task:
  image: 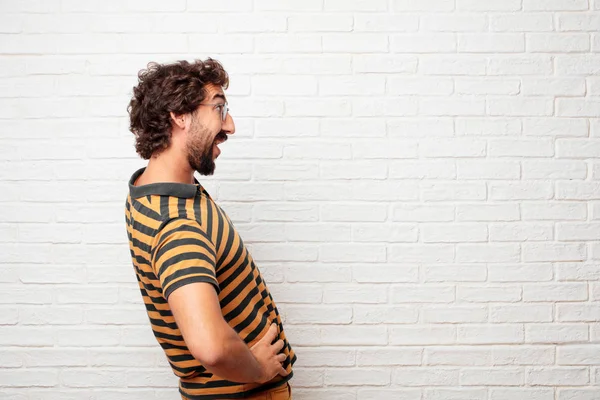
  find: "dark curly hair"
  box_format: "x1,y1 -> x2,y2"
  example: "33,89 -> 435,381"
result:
127,58 -> 229,159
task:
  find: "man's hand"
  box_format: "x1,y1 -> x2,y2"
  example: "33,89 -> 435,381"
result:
250,323 -> 289,383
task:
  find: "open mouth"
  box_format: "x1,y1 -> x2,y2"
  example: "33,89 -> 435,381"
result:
213,133 -> 227,147
213,134 -> 227,157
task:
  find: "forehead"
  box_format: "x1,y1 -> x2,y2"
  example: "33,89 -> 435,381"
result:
204,83 -> 225,100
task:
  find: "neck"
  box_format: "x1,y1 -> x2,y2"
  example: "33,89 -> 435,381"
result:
139,148 -> 195,185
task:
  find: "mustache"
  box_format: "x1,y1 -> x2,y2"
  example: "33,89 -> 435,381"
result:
214,132 -> 228,143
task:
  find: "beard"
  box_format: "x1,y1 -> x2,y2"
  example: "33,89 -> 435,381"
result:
186,119 -> 227,176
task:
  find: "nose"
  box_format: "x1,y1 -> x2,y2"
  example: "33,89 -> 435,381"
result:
222,111 -> 235,136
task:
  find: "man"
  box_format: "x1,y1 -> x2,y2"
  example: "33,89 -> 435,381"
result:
124,59 -> 295,399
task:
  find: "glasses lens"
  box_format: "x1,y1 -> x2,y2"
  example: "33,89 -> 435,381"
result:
222,104 -> 228,121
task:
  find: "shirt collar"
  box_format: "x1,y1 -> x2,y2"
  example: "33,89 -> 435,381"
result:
128,167 -> 200,199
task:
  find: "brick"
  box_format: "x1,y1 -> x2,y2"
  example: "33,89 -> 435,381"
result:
522,160 -> 587,179
392,0 -> 454,11
559,13 -> 600,31
390,325 -> 456,345
456,204 -> 520,221
254,0 -> 322,11
558,345 -> 600,365
353,55 -> 417,73
285,305 -> 352,324
423,265 -> 487,282
557,182 -> 600,200
354,305 -> 418,324
456,118 -> 522,136
285,224 -> 351,242
457,160 -> 520,179
457,244 -> 520,263
490,305 -> 553,323
357,347 -> 421,366
527,33 -> 590,52
491,389 -> 554,400
289,14 -> 353,32
393,368 -> 459,386
523,242 -> 586,262
557,262 -> 600,281
324,284 -> 388,304
320,244 -> 386,263
526,367 -> 589,386
295,348 -> 355,367
523,117 -> 588,137
490,14 -> 554,32
324,0 -> 387,11
321,326 -> 387,345
391,285 -> 455,303
455,78 -> 519,94
285,264 -> 352,283
392,34 -> 457,53
492,346 -> 555,366
421,182 -> 486,201
458,325 -> 524,344
422,14 -> 487,32
526,324 -> 589,343
422,306 -> 488,323
388,77 -> 453,95
557,304 -> 600,322
426,346 -> 491,366
522,202 -> 587,220
390,244 -> 455,263
458,285 -> 522,302
489,223 -> 553,242
488,264 -> 554,282
557,99 -> 600,117
458,34 -> 525,52
421,223 -> 488,243
488,56 -> 553,75
558,55 -> 600,75
489,182 -> 553,200
352,223 -> 419,243
325,368 -> 390,386
524,0 -> 589,11
556,139 -> 600,158
522,78 -> 586,96
488,98 -> 553,117
460,368 -> 524,386
323,34 -> 388,53
457,0 -> 521,11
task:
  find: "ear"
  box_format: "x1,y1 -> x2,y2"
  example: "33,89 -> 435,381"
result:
170,111 -> 186,130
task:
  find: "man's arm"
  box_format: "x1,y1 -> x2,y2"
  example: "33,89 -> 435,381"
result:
168,281 -> 288,383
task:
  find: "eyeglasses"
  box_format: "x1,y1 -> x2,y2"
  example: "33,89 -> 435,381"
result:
198,102 -> 229,121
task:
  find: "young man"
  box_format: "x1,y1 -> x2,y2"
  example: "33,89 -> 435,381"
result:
125,59 -> 295,400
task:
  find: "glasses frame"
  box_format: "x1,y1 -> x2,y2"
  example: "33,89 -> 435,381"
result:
198,102 -> 229,121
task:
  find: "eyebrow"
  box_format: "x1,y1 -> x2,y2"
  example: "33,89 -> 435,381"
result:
212,93 -> 227,103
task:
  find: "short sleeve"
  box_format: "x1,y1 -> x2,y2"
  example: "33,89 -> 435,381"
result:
151,218 -> 219,300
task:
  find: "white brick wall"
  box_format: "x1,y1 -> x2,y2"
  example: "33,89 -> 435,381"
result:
0,1 -> 599,399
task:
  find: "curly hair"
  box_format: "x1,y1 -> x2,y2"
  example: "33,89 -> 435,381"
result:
127,58 -> 229,159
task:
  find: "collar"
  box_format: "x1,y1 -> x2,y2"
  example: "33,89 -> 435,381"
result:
128,167 -> 200,199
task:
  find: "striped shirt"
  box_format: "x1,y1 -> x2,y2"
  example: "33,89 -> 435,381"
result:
125,167 -> 296,399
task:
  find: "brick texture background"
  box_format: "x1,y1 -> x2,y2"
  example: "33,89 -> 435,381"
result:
1,0 -> 600,399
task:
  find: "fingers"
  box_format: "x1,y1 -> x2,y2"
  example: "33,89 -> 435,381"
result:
272,339 -> 285,352
276,353 -> 286,362
279,366 -> 289,377
261,323 -> 278,343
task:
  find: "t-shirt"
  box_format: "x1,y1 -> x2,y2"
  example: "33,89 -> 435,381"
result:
124,167 -> 296,399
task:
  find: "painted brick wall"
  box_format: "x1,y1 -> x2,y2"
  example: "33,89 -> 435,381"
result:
1,0 -> 600,399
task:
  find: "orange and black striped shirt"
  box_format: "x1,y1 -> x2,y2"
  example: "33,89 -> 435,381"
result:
125,167 -> 296,399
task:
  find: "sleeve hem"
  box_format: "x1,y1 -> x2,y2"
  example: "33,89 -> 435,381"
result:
164,275 -> 220,301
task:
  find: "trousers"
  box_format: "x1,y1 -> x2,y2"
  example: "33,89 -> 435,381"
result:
182,383 -> 292,400
243,382 -> 292,400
